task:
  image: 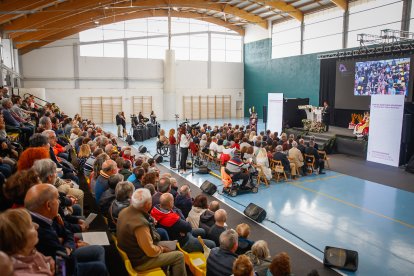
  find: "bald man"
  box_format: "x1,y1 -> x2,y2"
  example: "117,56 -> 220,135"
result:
207,209 -> 228,247
151,193 -> 215,253
95,159 -> 118,203
25,184 -> 107,275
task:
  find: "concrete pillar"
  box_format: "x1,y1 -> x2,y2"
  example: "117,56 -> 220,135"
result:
163,49 -> 176,120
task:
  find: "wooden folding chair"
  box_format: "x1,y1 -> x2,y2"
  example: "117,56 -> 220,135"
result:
318,150 -> 330,170
256,164 -> 269,186
270,159 -> 288,182
304,154 -> 316,174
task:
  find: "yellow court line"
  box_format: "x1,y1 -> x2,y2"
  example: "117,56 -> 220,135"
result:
288,181 -> 414,229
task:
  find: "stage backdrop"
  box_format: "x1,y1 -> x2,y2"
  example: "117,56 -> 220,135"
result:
367,95 -> 405,167
268,93 -> 283,135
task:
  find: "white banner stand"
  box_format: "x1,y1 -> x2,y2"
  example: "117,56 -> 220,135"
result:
367,95 -> 405,167
267,93 -> 284,135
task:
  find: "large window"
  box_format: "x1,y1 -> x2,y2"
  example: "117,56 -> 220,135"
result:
79,17 -> 242,62
348,0 -> 403,48
303,8 -> 343,54
272,20 -> 301,59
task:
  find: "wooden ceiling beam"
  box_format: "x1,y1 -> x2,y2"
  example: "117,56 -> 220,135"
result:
107,0 -> 267,28
329,0 -> 348,10
262,1 -> 303,21
0,0 -> 58,25
4,0 -> 129,37
18,9 -> 245,53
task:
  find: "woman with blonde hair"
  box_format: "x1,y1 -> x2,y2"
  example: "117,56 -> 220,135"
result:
248,131 -> 256,142
78,144 -> 91,172
0,208 -> 54,276
169,128 -> 177,169
245,240 -> 272,276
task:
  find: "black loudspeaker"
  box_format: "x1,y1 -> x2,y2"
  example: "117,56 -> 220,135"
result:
153,154 -> 163,163
402,114 -> 412,144
125,135 -> 134,145
323,246 -> 358,272
200,180 -> 217,195
243,203 -> 266,222
138,145 -> 147,153
263,105 -> 268,123
133,129 -> 144,142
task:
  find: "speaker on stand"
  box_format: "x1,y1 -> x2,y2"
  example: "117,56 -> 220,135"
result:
263,105 -> 268,132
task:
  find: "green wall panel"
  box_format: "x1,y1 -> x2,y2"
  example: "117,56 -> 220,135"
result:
244,38 -> 321,118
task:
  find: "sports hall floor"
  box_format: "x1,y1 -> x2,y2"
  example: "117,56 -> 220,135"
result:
103,119 -> 414,276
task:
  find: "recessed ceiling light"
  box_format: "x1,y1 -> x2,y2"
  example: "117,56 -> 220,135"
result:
94,21 -> 100,25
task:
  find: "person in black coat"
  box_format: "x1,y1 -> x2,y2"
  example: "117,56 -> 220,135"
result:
174,185 -> 193,218
305,141 -> 325,174
206,229 -> 238,276
273,145 -> 290,172
322,101 -> 330,131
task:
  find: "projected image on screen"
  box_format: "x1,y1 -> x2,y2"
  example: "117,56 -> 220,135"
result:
354,58 -> 410,96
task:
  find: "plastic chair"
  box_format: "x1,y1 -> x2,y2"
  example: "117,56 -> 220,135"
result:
176,242 -> 206,275
270,159 -> 288,182
112,235 -> 165,276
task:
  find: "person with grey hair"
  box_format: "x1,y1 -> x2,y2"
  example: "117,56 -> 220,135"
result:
151,176 -> 171,207
99,174 -> 124,215
288,140 -> 304,176
32,159 -> 57,184
108,181 -> 135,232
207,229 -> 238,276
39,116 -> 52,131
117,189 -> 186,275
245,240 -> 272,276
95,159 -> 117,203
1,98 -> 34,146
298,138 -> 306,154
305,140 -> 325,174
174,184 -> 193,218
25,184 -> 108,275
42,129 -> 79,184
273,145 -> 297,179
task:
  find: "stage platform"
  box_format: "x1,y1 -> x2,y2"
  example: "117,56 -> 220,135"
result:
286,126 -> 367,158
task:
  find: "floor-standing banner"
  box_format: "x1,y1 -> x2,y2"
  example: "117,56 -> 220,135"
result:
268,93 -> 284,135
367,94 -> 405,167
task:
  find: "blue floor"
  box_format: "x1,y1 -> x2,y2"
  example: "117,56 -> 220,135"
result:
103,120 -> 414,276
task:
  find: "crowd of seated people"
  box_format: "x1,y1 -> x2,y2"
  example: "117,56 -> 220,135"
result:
159,123 -> 326,181
0,87 -> 322,275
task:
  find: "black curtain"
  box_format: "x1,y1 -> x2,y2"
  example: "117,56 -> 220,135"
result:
319,59 -> 337,125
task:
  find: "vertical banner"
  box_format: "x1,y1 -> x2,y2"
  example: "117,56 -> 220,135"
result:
367,95 -> 405,167
267,93 -> 284,135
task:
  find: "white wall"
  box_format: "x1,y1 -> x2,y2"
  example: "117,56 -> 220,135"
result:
244,24 -> 271,44
20,35 -> 244,120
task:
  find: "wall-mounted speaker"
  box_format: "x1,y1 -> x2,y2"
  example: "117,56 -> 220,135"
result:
263,105 -> 268,123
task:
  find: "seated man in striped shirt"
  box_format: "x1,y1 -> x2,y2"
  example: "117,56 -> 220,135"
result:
225,149 -> 251,189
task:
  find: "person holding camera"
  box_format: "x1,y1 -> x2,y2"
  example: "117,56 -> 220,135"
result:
179,125 -> 191,173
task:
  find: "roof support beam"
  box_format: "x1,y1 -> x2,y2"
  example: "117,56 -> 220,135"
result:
263,1 -> 303,21
0,0 -> 58,25
330,0 -> 348,10
18,9 -> 245,53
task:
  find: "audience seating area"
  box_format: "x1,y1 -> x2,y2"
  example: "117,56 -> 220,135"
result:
0,89 -> 327,276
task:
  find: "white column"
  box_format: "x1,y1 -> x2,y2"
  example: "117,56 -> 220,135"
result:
163,49 -> 176,120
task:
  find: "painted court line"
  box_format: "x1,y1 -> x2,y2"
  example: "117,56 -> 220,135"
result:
287,181 -> 414,229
